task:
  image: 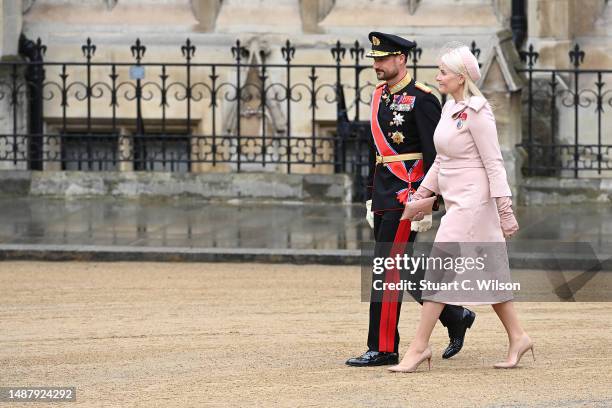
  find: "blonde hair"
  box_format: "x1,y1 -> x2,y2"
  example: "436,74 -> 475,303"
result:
438,42 -> 483,101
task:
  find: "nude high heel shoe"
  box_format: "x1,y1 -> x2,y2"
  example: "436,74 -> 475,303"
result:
494,335 -> 535,369
388,347 -> 432,373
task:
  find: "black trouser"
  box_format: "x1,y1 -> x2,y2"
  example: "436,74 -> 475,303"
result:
367,210 -> 466,353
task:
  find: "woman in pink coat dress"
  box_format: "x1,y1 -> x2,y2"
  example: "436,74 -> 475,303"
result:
388,43 -> 533,372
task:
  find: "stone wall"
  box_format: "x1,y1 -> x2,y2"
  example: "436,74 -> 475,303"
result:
521,177 -> 612,205
0,170 -> 353,203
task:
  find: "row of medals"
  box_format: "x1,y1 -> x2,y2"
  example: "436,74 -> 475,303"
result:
381,86 -> 408,145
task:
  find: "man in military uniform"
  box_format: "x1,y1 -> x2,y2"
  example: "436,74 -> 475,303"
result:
346,32 -> 476,367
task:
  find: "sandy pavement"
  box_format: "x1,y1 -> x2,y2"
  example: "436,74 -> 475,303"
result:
1,261 -> 611,407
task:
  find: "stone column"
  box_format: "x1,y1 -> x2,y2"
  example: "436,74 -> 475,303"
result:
479,30 -> 525,201
191,0 -> 222,32
43,125 -> 61,171
0,0 -> 26,170
1,0 -> 23,58
594,1 -> 612,36
118,127 -> 133,172
527,0 -> 575,67
215,0 -> 303,33
0,66 -> 28,171
300,0 -> 334,33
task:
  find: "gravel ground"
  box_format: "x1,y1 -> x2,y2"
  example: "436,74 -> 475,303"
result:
1,261 -> 611,407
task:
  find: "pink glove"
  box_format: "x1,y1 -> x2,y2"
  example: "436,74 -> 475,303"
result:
496,196 -> 519,238
401,186 -> 434,221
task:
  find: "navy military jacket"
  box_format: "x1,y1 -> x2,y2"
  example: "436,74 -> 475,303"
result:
368,73 -> 441,212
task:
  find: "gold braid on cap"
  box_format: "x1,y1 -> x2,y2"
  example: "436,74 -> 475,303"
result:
366,50 -> 403,58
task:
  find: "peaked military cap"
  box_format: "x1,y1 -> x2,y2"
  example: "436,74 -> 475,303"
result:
366,32 -> 416,58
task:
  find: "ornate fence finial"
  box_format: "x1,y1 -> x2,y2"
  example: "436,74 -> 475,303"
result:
81,38 -> 96,60
519,44 -> 539,68
408,42 -> 422,65
181,38 -> 196,62
569,43 -> 585,69
470,41 -> 481,61
330,40 -> 346,64
349,40 -> 364,63
281,39 -> 296,63
34,37 -> 47,59
231,39 -> 248,63
130,38 -> 146,63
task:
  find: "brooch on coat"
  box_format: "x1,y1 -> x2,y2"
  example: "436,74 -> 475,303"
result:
456,111 -> 468,129
391,112 -> 405,126
390,93 -> 416,111
390,131 -> 405,144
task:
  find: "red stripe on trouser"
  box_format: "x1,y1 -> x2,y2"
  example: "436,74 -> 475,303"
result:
378,219 -> 411,352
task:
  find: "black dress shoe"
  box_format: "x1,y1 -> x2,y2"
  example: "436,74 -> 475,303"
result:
442,308 -> 476,359
346,350 -> 399,367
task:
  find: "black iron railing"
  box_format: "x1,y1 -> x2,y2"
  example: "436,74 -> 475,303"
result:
518,44 -> 612,177
3,36 -> 611,198
1,36 -> 484,200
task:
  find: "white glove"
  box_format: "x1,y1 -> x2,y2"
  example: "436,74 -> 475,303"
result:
410,213 -> 433,232
366,199 -> 374,229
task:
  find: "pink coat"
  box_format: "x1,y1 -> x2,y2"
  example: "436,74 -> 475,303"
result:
421,96 -> 512,242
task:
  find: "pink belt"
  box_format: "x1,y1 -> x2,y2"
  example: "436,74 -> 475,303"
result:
439,160 -> 484,169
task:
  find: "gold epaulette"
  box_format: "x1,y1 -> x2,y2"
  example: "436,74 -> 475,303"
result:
375,81 -> 387,89
415,81 -> 432,93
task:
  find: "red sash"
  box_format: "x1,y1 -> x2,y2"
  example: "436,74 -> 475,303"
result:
371,85 -> 425,204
